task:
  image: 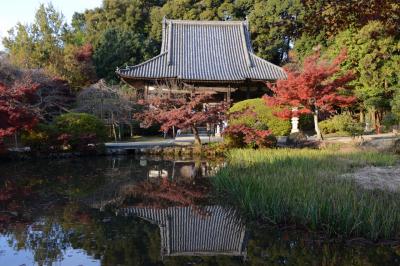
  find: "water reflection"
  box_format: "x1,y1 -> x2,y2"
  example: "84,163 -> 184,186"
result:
0,156 -> 399,265
119,206 -> 247,259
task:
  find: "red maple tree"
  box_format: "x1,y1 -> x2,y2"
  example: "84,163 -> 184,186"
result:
0,81 -> 39,144
264,51 -> 356,139
137,93 -> 228,146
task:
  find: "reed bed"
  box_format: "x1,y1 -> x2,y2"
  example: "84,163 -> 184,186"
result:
213,148 -> 400,240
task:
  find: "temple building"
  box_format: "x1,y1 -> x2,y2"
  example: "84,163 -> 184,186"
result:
116,18 -> 286,102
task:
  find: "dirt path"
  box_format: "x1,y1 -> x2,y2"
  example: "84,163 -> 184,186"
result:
344,166 -> 400,192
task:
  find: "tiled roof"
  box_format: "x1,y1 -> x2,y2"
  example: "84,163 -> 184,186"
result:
119,205 -> 247,257
117,19 -> 286,82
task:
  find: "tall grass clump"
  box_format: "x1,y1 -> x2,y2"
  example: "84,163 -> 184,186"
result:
213,148 -> 400,240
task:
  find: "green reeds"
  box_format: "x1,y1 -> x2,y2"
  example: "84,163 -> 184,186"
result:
213,148 -> 400,240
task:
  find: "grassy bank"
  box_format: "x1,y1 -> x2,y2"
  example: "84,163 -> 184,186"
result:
213,148 -> 400,240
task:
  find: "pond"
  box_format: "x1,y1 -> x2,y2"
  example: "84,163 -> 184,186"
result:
0,155 -> 399,266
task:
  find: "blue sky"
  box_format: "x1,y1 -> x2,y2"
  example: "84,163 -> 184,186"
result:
0,0 -> 102,51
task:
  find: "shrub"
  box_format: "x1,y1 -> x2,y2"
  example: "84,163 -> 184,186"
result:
345,122 -> 365,138
286,132 -> 308,146
21,123 -> 58,153
382,113 -> 399,132
229,99 -> 291,136
54,113 -> 107,142
319,113 -> 363,136
393,139 -> 400,154
223,124 -> 277,149
23,113 -> 107,153
299,114 -> 314,132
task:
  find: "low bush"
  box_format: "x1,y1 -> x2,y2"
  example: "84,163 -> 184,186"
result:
54,113 -> 107,141
223,124 -> 277,149
393,139 -> 400,154
286,132 -> 308,146
213,148 -> 400,240
23,113 -> 107,153
382,113 -> 399,132
319,113 -> 363,136
229,99 -> 291,136
299,114 -> 314,132
21,124 -> 57,153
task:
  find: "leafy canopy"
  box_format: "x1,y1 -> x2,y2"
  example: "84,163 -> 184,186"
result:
265,51 -> 356,118
136,92 -> 228,145
0,81 -> 40,139
229,98 -> 291,136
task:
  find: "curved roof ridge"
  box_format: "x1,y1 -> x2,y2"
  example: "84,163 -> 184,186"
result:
165,18 -> 246,26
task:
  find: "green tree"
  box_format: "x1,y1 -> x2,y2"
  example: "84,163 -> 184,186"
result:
248,0 -> 304,64
63,44 -> 97,89
93,29 -> 147,81
3,3 -> 96,89
326,21 -> 400,130
74,0 -> 162,80
3,4 -> 67,75
149,0 -> 304,66
2,23 -> 37,68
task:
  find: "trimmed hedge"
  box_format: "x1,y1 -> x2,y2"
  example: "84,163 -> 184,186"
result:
319,113 -> 364,136
54,112 -> 107,141
23,113 -> 107,153
229,98 -> 291,136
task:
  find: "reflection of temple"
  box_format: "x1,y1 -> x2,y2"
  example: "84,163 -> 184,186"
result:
145,159 -> 222,180
118,206 -> 247,258
82,157 -> 222,210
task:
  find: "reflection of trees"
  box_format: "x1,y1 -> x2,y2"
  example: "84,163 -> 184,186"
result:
0,179 -> 36,232
1,156 -> 399,266
121,176 -> 210,211
61,203 -> 162,266
245,227 -> 400,266
24,220 -> 70,266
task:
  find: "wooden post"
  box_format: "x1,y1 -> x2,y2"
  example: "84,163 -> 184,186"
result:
227,87 -> 231,103
144,84 -> 149,101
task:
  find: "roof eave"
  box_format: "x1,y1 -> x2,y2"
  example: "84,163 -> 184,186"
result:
117,73 -> 281,84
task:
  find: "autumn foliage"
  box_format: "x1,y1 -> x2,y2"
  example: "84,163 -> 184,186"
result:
136,93 -> 229,145
303,0 -> 400,37
125,177 -> 209,208
223,124 -> 276,148
0,81 -> 39,142
264,51 -> 356,139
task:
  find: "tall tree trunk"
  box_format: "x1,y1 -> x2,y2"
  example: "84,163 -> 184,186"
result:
129,124 -> 133,138
14,132 -> 18,149
374,110 -> 381,134
360,110 -> 364,123
112,123 -> 117,142
313,111 -> 323,140
191,126 -> 202,146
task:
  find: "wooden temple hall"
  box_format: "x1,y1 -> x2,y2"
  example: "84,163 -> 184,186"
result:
116,18 -> 286,102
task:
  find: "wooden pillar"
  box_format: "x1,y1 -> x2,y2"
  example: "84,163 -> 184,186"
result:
144,84 -> 149,101
227,87 -> 231,103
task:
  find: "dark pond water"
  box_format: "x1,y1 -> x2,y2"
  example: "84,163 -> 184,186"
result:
0,155 -> 399,266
